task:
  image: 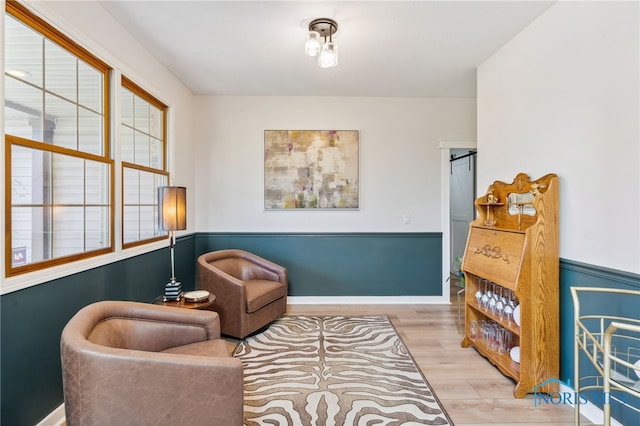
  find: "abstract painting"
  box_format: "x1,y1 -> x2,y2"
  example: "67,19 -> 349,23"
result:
264,130 -> 359,209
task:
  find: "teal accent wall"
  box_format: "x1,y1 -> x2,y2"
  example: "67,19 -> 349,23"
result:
195,233 -> 443,296
0,235 -> 196,426
559,259 -> 640,425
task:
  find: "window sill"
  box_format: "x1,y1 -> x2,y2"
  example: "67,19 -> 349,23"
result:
1,239 -> 173,295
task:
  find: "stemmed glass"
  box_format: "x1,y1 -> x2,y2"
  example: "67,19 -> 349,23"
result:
503,289 -> 515,322
495,286 -> 505,319
474,278 -> 483,306
488,283 -> 497,313
480,280 -> 490,310
500,288 -> 509,310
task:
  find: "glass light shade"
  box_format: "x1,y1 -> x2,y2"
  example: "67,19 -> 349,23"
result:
158,186 -> 186,231
318,41 -> 338,68
305,31 -> 321,57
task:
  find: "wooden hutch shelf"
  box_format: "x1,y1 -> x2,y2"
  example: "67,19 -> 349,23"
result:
461,172 -> 559,398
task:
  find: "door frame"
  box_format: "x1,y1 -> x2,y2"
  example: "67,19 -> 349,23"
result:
439,139 -> 477,300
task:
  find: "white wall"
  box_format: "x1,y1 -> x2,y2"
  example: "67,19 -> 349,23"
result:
478,1 -> 639,273
193,96 -> 476,232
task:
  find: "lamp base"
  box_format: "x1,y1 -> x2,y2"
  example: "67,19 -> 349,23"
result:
163,281 -> 182,301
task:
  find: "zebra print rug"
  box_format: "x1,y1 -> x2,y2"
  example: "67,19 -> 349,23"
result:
233,315 -> 453,426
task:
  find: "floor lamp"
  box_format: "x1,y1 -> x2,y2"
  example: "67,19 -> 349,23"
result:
158,186 -> 187,301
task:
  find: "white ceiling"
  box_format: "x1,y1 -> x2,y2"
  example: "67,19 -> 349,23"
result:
98,1 -> 555,97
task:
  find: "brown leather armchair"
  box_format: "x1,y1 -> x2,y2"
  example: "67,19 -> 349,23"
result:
197,249 -> 287,339
60,300 -> 243,426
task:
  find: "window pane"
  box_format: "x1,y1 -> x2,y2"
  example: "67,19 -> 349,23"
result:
150,137 -> 163,169
5,76 -> 43,140
85,206 -> 109,250
11,145 -> 50,204
156,174 -> 168,194
121,80 -> 165,174
52,206 -> 84,257
78,107 -> 102,155
121,86 -> 134,127
85,161 -> 109,205
11,145 -> 38,204
45,92 -> 77,149
52,154 -> 83,204
122,167 -> 167,246
123,167 -> 139,205
10,144 -> 111,268
134,94 -> 149,132
149,104 -> 162,138
139,206 -> 156,240
5,15 -> 43,88
45,40 -> 77,102
11,206 -> 50,265
154,174 -> 168,236
134,130 -> 150,167
139,171 -> 156,204
123,205 -> 139,244
78,60 -> 102,113
121,125 -> 134,163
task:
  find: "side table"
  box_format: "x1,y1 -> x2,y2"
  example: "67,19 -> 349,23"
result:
152,294 -> 215,310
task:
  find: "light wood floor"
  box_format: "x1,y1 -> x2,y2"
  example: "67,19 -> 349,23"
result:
59,280 -> 591,426
270,280 -> 587,426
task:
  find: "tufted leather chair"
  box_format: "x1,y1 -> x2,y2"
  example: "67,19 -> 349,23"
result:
60,300 -> 243,426
197,249 -> 287,339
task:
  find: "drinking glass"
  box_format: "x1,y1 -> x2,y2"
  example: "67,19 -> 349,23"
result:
481,320 -> 491,344
505,330 -> 514,351
496,327 -> 509,353
469,320 -> 479,339
489,322 -> 499,350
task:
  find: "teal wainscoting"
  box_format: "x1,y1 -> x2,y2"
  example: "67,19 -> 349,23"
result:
4,236 -> 638,426
0,235 -> 196,426
559,259 -> 640,425
195,233 -> 443,296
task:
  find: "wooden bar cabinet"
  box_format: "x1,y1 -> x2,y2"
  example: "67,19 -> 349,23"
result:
461,172 -> 559,398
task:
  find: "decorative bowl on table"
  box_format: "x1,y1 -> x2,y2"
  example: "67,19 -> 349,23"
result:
183,290 -> 210,303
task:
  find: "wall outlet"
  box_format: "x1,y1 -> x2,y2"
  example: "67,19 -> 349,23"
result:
403,213 -> 411,224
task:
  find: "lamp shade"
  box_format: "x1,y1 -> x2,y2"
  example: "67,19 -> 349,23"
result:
158,186 -> 187,231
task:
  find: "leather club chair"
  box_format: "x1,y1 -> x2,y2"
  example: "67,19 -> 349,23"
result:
197,249 -> 287,339
60,300 -> 243,426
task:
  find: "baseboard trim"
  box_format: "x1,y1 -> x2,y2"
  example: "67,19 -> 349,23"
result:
558,383 -> 623,426
288,295 -> 450,304
37,403 -> 65,426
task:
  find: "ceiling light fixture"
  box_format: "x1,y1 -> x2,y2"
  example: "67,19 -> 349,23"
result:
305,18 -> 338,68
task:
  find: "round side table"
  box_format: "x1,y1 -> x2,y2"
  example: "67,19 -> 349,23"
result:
152,294 -> 215,310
